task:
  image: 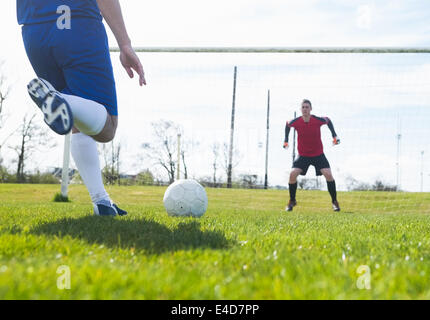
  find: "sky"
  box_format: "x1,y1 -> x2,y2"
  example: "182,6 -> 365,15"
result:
0,0 -> 429,192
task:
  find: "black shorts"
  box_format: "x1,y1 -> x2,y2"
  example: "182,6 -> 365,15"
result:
293,153 -> 330,176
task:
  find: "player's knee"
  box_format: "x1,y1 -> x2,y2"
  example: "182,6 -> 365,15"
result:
321,170 -> 333,181
91,115 -> 117,143
289,170 -> 300,181
326,175 -> 334,181
93,128 -> 116,143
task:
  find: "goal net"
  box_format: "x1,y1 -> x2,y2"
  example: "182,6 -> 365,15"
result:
63,47 -> 430,214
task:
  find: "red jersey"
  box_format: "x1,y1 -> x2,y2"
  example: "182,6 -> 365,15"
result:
287,115 -> 330,157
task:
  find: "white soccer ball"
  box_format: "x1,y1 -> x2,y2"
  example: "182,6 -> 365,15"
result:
163,179 -> 208,217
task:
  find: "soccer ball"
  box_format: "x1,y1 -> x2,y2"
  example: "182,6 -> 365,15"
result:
163,179 -> 208,217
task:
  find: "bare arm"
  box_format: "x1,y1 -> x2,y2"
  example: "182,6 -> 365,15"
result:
96,0 -> 146,86
96,0 -> 130,47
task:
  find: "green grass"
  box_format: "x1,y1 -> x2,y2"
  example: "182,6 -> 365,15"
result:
53,192 -> 70,203
0,184 -> 429,299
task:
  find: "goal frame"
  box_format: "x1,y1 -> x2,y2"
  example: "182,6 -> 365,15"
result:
59,46 -> 430,196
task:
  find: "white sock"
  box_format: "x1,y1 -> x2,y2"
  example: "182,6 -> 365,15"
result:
62,94 -> 107,136
71,132 -> 110,204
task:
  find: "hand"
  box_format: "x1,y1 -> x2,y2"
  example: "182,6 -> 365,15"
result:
283,142 -> 289,149
333,137 -> 340,145
120,44 -> 146,86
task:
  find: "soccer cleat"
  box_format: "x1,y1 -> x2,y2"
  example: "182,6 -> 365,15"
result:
112,203 -> 128,216
27,78 -> 73,135
332,200 -> 341,212
93,200 -> 117,216
285,199 -> 297,211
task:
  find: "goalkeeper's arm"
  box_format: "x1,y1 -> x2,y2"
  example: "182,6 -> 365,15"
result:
325,117 -> 340,145
283,123 -> 290,148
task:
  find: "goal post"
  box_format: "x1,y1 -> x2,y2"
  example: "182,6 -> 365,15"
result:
60,132 -> 71,198
110,47 -> 430,54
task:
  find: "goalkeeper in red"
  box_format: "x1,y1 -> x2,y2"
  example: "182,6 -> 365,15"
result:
283,99 -> 341,212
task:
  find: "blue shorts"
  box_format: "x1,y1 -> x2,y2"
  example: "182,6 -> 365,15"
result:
22,18 -> 118,116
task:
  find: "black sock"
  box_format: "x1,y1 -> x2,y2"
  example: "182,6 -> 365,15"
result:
289,182 -> 297,201
327,180 -> 337,202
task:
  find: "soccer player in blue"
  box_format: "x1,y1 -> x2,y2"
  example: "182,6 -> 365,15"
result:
17,0 -> 146,216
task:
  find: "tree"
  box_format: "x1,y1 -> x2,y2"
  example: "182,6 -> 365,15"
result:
181,150 -> 188,179
10,112 -> 55,182
222,142 -> 241,183
372,180 -> 398,192
345,175 -> 371,191
239,174 -> 259,189
0,62 -> 12,165
0,164 -> 11,183
142,120 -> 182,183
211,142 -> 220,186
298,178 -> 321,190
0,62 -> 11,131
180,138 -> 199,180
101,140 -> 121,185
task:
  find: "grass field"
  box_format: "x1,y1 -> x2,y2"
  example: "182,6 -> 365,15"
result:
0,183 -> 429,299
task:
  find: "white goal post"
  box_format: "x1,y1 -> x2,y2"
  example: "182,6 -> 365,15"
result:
60,132 -> 71,198
110,47 -> 430,53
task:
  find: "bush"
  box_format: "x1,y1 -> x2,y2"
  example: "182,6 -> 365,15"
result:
372,180 -> 398,192
135,170 -> 155,185
0,166 -> 17,183
28,171 -> 60,184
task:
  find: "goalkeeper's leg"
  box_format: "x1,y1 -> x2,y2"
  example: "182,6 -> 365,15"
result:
320,168 -> 340,212
286,168 -> 302,211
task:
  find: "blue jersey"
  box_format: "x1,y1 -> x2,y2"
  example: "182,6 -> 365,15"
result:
17,0 -> 102,25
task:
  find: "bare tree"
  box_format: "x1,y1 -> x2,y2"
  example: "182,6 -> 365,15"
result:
142,120 -> 181,183
0,62 -> 12,161
239,174 -> 259,189
345,175 -> 372,191
211,142 -> 220,185
141,120 -> 197,183
101,140 -> 121,185
10,112 -> 55,182
115,143 -> 121,185
179,138 -> 199,180
222,142 -> 241,183
181,150 -> 188,179
297,178 -> 322,190
0,62 -> 11,130
372,180 -> 398,192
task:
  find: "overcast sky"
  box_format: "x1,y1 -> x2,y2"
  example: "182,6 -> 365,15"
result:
0,0 -> 429,192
